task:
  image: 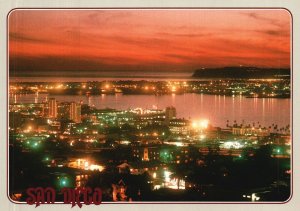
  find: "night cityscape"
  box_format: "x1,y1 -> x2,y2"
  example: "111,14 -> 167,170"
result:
8,9 -> 291,202
8,78 -> 291,202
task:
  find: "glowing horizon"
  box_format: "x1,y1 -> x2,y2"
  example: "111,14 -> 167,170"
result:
9,9 -> 291,75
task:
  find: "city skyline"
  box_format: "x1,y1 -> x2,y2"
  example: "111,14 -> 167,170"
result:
9,9 -> 290,76
8,9 -> 291,202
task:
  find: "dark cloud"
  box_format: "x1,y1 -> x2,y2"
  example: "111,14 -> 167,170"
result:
9,55 -> 187,76
157,32 -> 211,38
164,53 -> 196,61
9,32 -> 53,44
242,12 -> 289,28
9,55 -> 105,75
259,29 -> 289,37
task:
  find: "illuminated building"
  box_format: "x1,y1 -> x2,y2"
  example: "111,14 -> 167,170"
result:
133,145 -> 199,164
232,126 -> 270,136
112,180 -> 128,201
9,103 -> 45,116
68,158 -> 104,171
58,102 -> 81,123
116,112 -> 137,127
169,118 -> 190,135
133,146 -> 160,162
48,120 -> 61,133
70,102 -> 81,123
143,148 -> 149,161
58,102 -> 71,120
48,98 -> 57,118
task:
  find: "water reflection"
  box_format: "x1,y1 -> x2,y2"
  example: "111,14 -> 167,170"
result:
10,93 -> 290,128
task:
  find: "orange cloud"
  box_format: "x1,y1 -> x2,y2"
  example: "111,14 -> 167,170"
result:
9,9 -> 291,75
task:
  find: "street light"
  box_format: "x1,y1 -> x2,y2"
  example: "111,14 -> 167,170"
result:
58,177 -> 69,188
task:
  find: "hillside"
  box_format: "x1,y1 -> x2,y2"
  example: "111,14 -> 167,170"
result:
192,67 -> 290,79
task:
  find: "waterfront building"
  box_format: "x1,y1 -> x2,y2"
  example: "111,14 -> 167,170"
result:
169,118 -> 190,135
232,126 -> 270,137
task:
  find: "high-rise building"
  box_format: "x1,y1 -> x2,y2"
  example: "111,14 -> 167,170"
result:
58,102 -> 71,120
58,102 -> 81,123
48,98 -> 57,118
70,102 -> 81,123
165,106 -> 176,125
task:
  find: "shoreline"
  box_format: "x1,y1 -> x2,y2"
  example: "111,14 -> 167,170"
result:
9,92 -> 291,99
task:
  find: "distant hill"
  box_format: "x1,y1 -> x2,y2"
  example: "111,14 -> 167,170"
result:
192,66 -> 290,79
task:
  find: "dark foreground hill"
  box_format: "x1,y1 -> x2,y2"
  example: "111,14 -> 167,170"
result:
192,67 -> 290,79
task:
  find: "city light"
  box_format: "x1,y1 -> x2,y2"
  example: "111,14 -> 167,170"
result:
222,141 -> 244,149
163,170 -> 185,189
251,193 -> 260,202
171,86 -> 177,92
192,121 -> 197,128
56,84 -> 63,89
58,177 -> 69,188
90,164 -> 104,171
72,159 -> 104,172
175,142 -> 184,147
153,172 -> 157,179
192,119 -> 209,129
84,161 -> 89,169
200,120 -> 209,129
164,170 -> 171,182
199,134 -> 206,140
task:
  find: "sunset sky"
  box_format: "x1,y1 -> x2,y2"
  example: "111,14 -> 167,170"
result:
9,9 -> 291,76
